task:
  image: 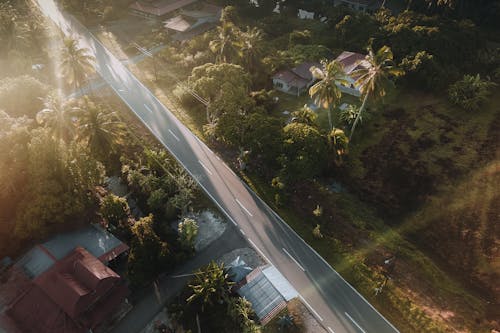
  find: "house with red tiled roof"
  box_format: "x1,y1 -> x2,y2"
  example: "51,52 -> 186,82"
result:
2,247 -> 128,333
272,61 -> 321,96
129,0 -> 198,18
334,51 -> 369,97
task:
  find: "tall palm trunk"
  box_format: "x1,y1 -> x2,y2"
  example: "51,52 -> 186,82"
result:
327,106 -> 333,130
349,93 -> 369,140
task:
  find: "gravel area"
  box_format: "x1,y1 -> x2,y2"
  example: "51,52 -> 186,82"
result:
192,210 -> 226,251
287,298 -> 328,333
217,247 -> 265,270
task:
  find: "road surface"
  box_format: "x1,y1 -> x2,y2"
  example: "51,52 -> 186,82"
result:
35,1 -> 399,332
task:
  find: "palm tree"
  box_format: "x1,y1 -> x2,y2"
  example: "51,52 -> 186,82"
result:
350,45 -> 403,140
209,22 -> 241,63
309,60 -> 348,130
60,37 -> 95,93
339,104 -> 363,127
240,26 -> 264,71
36,93 -> 78,142
328,128 -> 349,166
291,105 -> 317,126
75,100 -> 125,160
187,261 -> 234,312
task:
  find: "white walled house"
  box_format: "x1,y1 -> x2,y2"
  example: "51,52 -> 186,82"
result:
272,62 -> 321,96
335,51 -> 369,97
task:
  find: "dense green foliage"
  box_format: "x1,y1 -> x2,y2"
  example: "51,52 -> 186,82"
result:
127,214 -> 171,286
172,261 -> 261,332
448,74 -> 496,111
178,217 -> 198,251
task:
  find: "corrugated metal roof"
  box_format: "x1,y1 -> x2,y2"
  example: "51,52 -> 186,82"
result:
262,265 -> 298,301
42,224 -> 124,262
238,273 -> 285,320
15,224 -> 127,278
15,246 -> 55,278
129,0 -> 197,17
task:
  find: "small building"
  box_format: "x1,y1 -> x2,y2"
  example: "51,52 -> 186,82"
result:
335,51 -> 369,97
129,0 -> 198,18
272,61 -> 321,96
164,3 -> 222,41
333,0 -> 381,13
229,261 -> 298,325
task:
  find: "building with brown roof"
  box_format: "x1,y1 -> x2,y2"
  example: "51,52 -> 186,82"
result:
334,51 -> 369,96
129,0 -> 198,18
272,61 -> 321,96
3,247 -> 128,333
0,225 -> 129,333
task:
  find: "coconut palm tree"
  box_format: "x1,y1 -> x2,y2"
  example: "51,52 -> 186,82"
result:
36,93 -> 78,142
187,261 -> 234,312
350,45 -> 403,140
328,128 -> 349,165
60,37 -> 95,93
291,105 -> 317,126
309,60 -> 349,130
75,100 -> 125,160
209,22 -> 241,63
240,26 -> 264,71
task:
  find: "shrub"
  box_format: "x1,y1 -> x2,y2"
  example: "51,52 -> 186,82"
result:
448,74 -> 496,111
100,194 -> 129,227
178,217 -> 198,250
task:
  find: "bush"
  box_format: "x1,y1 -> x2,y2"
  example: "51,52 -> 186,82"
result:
448,74 -> 496,111
0,75 -> 48,118
100,194 -> 129,226
178,217 -> 198,250
173,84 -> 199,108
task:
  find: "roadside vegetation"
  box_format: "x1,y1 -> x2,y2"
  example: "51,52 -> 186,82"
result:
1,0 -> 499,332
0,0 -> 211,292
90,0 -> 500,331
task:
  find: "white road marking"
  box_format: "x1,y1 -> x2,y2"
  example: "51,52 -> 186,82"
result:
198,160 -> 213,175
345,312 -> 366,333
216,156 -> 221,160
223,163 -> 235,175
282,248 -> 305,272
144,104 -> 153,113
231,219 -> 237,226
235,198 -> 253,217
299,295 -> 323,322
168,129 -> 180,141
240,229 -> 246,235
247,238 -> 272,264
327,327 -> 335,333
118,88 -> 126,92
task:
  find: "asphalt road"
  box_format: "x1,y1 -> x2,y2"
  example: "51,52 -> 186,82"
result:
36,1 -> 399,332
